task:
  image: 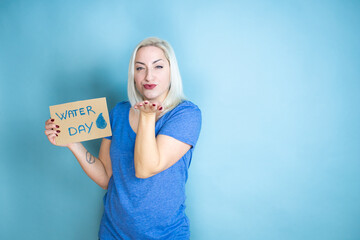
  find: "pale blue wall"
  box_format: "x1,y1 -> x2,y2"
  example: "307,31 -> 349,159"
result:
1,0 -> 359,239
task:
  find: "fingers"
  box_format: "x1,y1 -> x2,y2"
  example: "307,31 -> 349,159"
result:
44,128 -> 61,137
44,127 -> 58,146
45,118 -> 61,141
45,118 -> 69,146
134,100 -> 164,113
45,123 -> 60,131
45,118 -> 59,129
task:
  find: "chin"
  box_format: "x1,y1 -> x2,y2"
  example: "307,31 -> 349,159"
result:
141,89 -> 168,102
143,94 -> 159,101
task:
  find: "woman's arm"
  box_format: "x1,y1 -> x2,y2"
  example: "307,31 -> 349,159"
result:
134,102 -> 191,179
45,118 -> 112,189
68,139 -> 112,189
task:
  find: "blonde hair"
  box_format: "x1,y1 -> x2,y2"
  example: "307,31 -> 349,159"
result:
127,37 -> 185,115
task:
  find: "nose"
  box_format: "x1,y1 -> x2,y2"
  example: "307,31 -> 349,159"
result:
145,69 -> 154,82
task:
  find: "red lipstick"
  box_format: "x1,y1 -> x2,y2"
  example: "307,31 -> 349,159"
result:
144,84 -> 157,89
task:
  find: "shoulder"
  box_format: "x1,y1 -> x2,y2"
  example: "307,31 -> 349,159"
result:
178,100 -> 201,110
163,100 -> 202,124
158,100 -> 202,147
169,100 -> 201,116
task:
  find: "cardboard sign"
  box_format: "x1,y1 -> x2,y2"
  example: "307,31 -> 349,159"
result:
49,97 -> 112,145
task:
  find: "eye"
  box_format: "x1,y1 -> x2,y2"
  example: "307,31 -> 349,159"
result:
136,67 -> 144,71
155,65 -> 163,69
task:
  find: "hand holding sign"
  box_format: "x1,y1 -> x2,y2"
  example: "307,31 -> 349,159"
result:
45,118 -> 66,146
47,97 -> 112,146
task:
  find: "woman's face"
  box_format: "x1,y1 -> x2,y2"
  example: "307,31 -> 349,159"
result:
134,46 -> 171,103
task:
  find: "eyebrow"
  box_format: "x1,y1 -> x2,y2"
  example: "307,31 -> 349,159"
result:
135,59 -> 164,65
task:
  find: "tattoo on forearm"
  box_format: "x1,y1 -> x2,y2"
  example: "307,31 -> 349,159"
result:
86,151 -> 95,164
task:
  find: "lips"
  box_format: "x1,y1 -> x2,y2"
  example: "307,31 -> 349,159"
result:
144,84 -> 157,89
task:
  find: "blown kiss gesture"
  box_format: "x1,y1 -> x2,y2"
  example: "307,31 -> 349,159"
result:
134,100 -> 164,117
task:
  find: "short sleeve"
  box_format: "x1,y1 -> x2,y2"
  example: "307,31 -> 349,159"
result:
158,104 -> 202,148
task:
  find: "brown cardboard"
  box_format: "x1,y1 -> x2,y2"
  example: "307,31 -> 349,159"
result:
49,97 -> 112,145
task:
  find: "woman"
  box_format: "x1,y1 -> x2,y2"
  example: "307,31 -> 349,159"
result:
44,37 -> 202,239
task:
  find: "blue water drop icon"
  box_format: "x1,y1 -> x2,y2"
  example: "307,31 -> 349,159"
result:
96,113 -> 107,129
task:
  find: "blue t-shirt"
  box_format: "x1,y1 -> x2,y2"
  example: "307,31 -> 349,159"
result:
99,100 -> 202,240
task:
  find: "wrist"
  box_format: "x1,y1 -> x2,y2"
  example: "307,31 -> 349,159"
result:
139,111 -> 156,120
67,142 -> 81,151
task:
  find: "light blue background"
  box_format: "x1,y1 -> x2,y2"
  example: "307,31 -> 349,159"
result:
1,0 -> 359,239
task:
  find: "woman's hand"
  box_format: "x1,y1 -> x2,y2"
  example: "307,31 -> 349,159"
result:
133,100 -> 164,116
44,118 -> 72,147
